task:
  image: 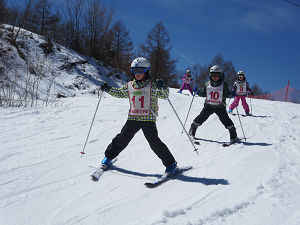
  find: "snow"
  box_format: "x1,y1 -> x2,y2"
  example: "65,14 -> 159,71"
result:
1,89 -> 300,225
0,24 -> 127,106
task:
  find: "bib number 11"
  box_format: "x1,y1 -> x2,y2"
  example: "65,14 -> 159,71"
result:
132,96 -> 144,108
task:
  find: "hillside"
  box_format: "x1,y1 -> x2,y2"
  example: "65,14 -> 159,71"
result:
0,24 -> 127,106
1,88 -> 300,225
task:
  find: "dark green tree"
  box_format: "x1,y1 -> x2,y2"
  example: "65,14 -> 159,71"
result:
109,20 -> 135,74
140,21 -> 177,84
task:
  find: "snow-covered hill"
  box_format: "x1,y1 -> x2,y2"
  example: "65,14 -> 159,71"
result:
0,24 -> 128,104
1,89 -> 300,225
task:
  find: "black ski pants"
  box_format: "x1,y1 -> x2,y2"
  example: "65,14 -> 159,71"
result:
193,105 -> 234,129
105,120 -> 176,167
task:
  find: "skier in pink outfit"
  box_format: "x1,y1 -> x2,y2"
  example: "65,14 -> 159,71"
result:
229,71 -> 252,116
178,70 -> 193,95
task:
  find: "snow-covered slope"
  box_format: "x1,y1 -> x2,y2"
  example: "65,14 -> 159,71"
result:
1,89 -> 300,225
0,24 -> 127,103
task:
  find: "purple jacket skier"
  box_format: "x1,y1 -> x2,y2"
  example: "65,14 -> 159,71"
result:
178,70 -> 193,95
229,71 -> 252,116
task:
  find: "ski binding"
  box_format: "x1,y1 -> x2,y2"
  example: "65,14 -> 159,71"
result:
144,166 -> 192,188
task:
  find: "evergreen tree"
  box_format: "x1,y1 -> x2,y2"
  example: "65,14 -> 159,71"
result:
140,21 -> 177,84
109,20 -> 134,75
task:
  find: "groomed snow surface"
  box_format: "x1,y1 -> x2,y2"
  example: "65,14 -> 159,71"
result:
1,89 -> 300,225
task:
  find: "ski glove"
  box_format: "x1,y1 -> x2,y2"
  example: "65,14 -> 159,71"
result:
232,90 -> 236,97
155,79 -> 167,89
100,82 -> 111,92
193,87 -> 200,95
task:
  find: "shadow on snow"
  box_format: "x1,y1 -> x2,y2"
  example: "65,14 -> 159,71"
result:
109,166 -> 229,186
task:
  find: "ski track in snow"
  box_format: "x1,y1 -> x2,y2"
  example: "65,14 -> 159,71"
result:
148,99 -> 300,225
1,91 -> 300,225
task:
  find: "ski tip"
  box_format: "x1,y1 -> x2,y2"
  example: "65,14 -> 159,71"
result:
144,182 -> 160,188
91,176 -> 99,181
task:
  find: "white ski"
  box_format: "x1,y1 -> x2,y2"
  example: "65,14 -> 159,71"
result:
91,158 -> 117,181
144,166 -> 192,188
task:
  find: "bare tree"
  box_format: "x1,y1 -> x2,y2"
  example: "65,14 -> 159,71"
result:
191,63 -> 210,88
140,21 -> 177,83
251,84 -> 268,96
64,0 -> 84,51
0,0 -> 7,23
31,0 -> 60,38
211,54 -> 236,89
83,0 -> 114,59
21,0 -> 34,31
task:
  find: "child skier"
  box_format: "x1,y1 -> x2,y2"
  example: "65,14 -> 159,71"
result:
189,65 -> 238,143
178,70 -> 193,95
228,71 -> 252,116
99,57 -> 179,175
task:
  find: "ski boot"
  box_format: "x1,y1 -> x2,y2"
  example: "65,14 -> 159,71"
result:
101,156 -> 112,169
245,111 -> 251,116
165,162 -> 179,175
189,121 -> 198,138
228,108 -> 233,114
177,90 -> 182,93
227,125 -> 238,143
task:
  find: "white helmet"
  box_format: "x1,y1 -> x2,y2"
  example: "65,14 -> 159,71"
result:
131,57 -> 150,69
210,65 -> 222,73
209,65 -> 224,86
237,71 -> 245,76
186,69 -> 191,74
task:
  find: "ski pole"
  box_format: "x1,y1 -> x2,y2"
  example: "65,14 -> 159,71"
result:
154,78 -> 198,154
249,95 -> 253,115
81,90 -> 104,156
181,93 -> 196,134
166,96 -> 199,154
235,107 -> 246,141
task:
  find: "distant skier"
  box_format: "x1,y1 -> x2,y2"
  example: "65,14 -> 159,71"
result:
99,57 -> 179,175
178,69 -> 193,95
189,65 -> 238,143
228,71 -> 253,116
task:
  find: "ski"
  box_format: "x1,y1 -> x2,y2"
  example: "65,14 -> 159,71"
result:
188,137 -> 200,145
230,113 -> 251,117
222,138 -> 241,147
177,92 -> 190,96
144,166 -> 192,188
91,158 -> 117,181
193,140 -> 200,145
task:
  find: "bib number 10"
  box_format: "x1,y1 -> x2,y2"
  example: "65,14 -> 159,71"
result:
131,96 -> 144,108
209,91 -> 219,100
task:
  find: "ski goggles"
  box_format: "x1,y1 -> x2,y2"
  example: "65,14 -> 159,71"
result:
211,73 -> 221,77
131,67 -> 150,74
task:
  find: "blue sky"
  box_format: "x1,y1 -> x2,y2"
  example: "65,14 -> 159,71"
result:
109,0 -> 300,92
9,0 -> 300,92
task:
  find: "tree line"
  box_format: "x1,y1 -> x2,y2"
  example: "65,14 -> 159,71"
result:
0,0 -> 266,95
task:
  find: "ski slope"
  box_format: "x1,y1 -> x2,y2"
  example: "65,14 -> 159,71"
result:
1,89 -> 300,225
